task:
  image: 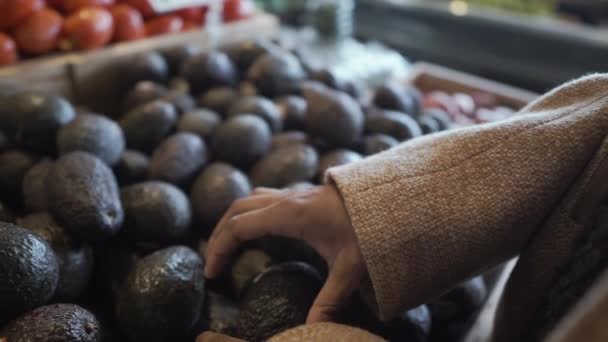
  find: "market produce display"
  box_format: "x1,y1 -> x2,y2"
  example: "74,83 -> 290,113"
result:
0,0 -> 254,67
0,38 -> 517,341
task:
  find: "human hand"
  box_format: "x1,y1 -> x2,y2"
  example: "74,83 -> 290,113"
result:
196,331 -> 245,342
204,185 -> 367,323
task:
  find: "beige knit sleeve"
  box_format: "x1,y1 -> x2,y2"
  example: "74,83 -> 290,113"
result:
326,74 -> 608,321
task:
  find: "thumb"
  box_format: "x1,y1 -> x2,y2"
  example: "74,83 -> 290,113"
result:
306,249 -> 365,323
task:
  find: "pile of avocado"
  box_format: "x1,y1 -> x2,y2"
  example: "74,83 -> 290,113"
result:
0,39 -> 484,342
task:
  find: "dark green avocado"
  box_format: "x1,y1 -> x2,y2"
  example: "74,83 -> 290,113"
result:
57,113 -> 125,166
360,134 -> 399,156
275,95 -> 307,131
197,87 -> 238,117
317,149 -> 362,182
0,149 -> 35,201
428,276 -> 487,323
271,131 -> 309,151
177,109 -> 221,141
424,109 -> 452,131
249,144 -> 319,188
0,223 -> 59,324
22,160 -> 52,213
162,44 -> 201,75
304,85 -> 364,148
120,100 -> 178,153
211,115 -> 272,169
234,262 -> 322,342
47,152 -> 124,242
246,51 -> 306,98
418,115 -> 441,135
148,132 -> 208,187
121,181 -> 192,247
0,304 -> 100,342
124,52 -> 169,87
180,51 -> 238,95
115,246 -> 205,342
123,81 -> 168,112
365,110 -> 423,141
373,82 -> 422,118
227,96 -> 282,133
226,38 -> 279,73
113,150 -> 150,186
18,212 -> 94,302
161,89 -> 196,115
190,162 -> 251,227
380,304 -> 432,342
0,92 -> 75,153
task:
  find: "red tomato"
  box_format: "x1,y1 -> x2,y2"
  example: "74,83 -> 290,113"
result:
145,15 -> 183,36
13,8 -> 63,55
0,33 -> 18,66
223,0 -> 254,22
46,0 -> 65,11
62,7 -> 114,50
110,4 -> 145,42
182,19 -> 200,31
63,0 -> 115,13
175,7 -> 204,23
123,0 -> 155,18
0,0 -> 45,30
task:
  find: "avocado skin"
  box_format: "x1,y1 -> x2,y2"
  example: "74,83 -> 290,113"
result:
211,115 -> 272,169
120,100 -> 178,153
227,39 -> 278,73
381,305 -> 432,342
361,134 -> 399,156
47,152 -> 124,242
365,110 -> 423,141
18,213 -> 94,302
181,51 -> 238,95
271,131 -> 309,151
125,52 -> 169,87
22,160 -> 52,213
247,51 -> 306,98
121,181 -> 191,246
275,95 -> 307,131
227,96 -> 283,133
197,87 -> 238,117
424,109 -> 452,131
373,83 -> 422,118
57,114 -> 125,167
161,90 -> 196,115
418,114 -> 440,135
123,81 -> 168,112
250,144 -> 319,188
113,150 -> 149,186
162,44 -> 201,75
0,223 -> 59,324
317,149 -> 362,181
177,109 -> 221,140
190,163 -> 251,227
235,262 -> 322,342
115,246 -> 205,342
149,133 -> 207,187
428,276 -> 487,322
304,86 -> 364,147
0,150 -> 35,201
0,304 -> 100,342
0,93 -> 75,153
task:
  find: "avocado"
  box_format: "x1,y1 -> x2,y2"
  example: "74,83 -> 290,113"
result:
250,144 -> 319,188
365,110 -> 423,141
275,95 -> 307,131
271,131 -> 309,151
17,213 -> 94,302
47,152 -> 124,242
257,236 -> 327,276
0,304 -> 100,342
161,89 -> 196,114
428,276 -> 487,323
197,87 -> 238,117
424,109 -> 452,131
148,133 -> 207,187
181,51 -> 238,95
115,246 -> 205,342
125,52 -> 169,86
0,223 -> 59,324
57,114 -> 125,166
162,44 -> 201,75
317,149 -> 362,182
120,100 -> 178,153
0,201 -> 13,222
231,249 -> 272,297
123,81 -> 168,112
178,109 -> 221,140
0,93 -> 75,153
246,51 -> 306,98
373,82 -> 422,118
168,77 -> 191,93
418,115 -> 441,135
0,149 -> 35,201
190,162 -> 252,227
226,38 -> 279,73
211,115 -> 272,169
304,85 -> 364,147
380,305 -> 432,342
310,69 -> 351,94
239,81 -> 258,97
361,134 -> 399,156
121,181 -> 191,247
113,150 -> 149,186
234,262 -> 322,341
227,96 -> 282,133
93,238 -> 139,299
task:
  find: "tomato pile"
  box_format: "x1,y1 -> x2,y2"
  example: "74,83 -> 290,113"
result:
0,0 -> 254,67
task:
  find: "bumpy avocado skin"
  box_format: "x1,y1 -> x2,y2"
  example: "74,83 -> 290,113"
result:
317,149 -> 362,181
197,87 -> 238,117
211,115 -> 272,169
120,100 -> 178,153
361,134 -> 399,156
181,51 -> 238,95
178,109 -> 221,140
249,144 -> 319,188
365,110 -> 423,141
123,81 -> 168,112
235,262 -> 322,342
275,95 -> 307,131
148,133 -> 208,187
18,212 -> 94,302
115,246 -> 205,342
0,223 -> 59,324
121,181 -> 192,246
0,149 -> 35,201
247,51 -> 306,98
227,96 -> 283,133
47,152 -> 124,242
0,304 -> 101,342
22,160 -> 53,213
113,150 -> 150,186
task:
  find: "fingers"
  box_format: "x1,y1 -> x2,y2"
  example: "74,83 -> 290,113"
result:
306,249 -> 365,323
